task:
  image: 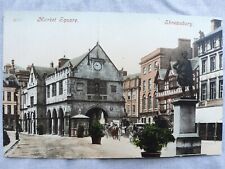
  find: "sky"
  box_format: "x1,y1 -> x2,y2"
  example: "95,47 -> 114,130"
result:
3,11 -> 215,74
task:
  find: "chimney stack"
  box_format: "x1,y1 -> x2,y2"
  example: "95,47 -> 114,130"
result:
50,62 -> 54,68
11,59 -> 15,67
26,65 -> 31,71
211,19 -> 222,31
178,38 -> 191,48
122,71 -> 127,76
58,55 -> 69,68
11,59 -> 15,74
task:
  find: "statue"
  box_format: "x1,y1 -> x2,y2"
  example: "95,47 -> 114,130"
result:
199,30 -> 205,38
173,51 -> 194,98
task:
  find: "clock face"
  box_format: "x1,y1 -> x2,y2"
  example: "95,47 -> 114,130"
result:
93,61 -> 102,71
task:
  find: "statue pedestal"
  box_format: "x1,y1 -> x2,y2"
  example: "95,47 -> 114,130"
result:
172,99 -> 201,155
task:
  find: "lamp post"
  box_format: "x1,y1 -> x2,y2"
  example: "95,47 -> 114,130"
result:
68,114 -> 71,137
15,92 -> 19,140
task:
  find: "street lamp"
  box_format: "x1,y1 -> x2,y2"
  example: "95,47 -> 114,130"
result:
15,92 -> 19,140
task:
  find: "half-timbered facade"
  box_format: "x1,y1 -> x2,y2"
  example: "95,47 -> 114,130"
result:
139,39 -> 192,124
154,60 -> 199,127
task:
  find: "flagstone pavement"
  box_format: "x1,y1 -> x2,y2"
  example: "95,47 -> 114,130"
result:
4,131 -> 222,159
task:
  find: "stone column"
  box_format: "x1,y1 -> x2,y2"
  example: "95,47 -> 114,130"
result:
52,118 -> 54,134
172,98 -> 201,155
58,118 -> 61,135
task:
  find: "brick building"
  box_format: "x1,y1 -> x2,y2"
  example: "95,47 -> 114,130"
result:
123,73 -> 141,123
139,39 -> 192,124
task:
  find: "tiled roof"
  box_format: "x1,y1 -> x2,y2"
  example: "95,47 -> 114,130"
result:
59,52 -> 88,70
33,66 -> 55,77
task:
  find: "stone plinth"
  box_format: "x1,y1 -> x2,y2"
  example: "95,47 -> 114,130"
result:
172,99 -> 201,155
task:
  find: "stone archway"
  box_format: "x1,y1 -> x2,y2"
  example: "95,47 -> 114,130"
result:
58,108 -> 64,136
86,107 -> 108,125
47,110 -> 52,134
52,109 -> 58,135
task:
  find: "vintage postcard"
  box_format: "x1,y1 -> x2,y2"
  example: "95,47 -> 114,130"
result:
2,11 -> 223,158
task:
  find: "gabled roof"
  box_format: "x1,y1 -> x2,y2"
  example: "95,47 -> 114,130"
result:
158,69 -> 167,80
154,69 -> 168,83
155,58 -> 199,82
33,66 -> 55,78
59,52 -> 89,70
57,42 -> 120,72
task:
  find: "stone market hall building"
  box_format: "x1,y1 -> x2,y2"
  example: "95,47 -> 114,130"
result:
21,43 -> 125,136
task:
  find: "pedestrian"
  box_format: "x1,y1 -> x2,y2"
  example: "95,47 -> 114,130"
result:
3,130 -> 10,146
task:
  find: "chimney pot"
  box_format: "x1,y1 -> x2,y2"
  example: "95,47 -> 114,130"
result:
211,19 -> 222,31
50,62 -> 54,68
11,59 -> 15,67
123,71 -> 127,76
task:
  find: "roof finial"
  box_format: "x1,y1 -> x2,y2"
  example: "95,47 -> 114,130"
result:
78,108 -> 81,114
50,61 -> 54,68
199,30 -> 205,38
97,41 -> 99,45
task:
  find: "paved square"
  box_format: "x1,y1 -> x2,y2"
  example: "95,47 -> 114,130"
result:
4,131 -> 222,158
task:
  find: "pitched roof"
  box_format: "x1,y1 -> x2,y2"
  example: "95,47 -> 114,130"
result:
155,58 -> 198,82
33,66 -> 55,77
57,43 -> 119,73
59,52 -> 89,70
158,69 -> 167,80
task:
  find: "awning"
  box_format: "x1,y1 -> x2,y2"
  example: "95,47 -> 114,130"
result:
71,114 -> 90,119
196,106 -> 223,123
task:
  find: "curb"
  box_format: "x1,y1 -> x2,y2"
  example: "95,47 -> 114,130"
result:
4,139 -> 20,155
